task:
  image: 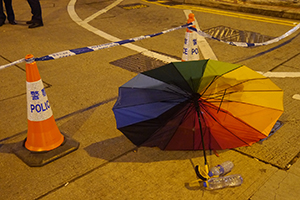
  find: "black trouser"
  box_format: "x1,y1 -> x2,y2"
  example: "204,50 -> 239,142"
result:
0,0 -> 15,22
27,0 -> 43,24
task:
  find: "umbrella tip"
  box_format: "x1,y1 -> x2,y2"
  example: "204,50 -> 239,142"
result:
192,93 -> 201,102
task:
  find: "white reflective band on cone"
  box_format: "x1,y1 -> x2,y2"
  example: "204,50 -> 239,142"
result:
27,80 -> 53,121
182,32 -> 199,61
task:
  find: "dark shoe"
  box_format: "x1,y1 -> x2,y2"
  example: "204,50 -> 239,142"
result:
26,20 -> 33,24
28,23 -> 43,28
9,20 -> 17,25
0,21 -> 4,26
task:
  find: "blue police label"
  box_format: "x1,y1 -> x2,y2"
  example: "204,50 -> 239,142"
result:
27,80 -> 53,121
182,32 -> 199,61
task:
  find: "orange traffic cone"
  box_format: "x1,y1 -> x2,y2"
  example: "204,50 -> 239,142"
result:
25,54 -> 64,151
182,13 -> 199,61
13,54 -> 79,167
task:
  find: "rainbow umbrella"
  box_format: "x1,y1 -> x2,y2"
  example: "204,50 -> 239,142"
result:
113,59 -> 283,175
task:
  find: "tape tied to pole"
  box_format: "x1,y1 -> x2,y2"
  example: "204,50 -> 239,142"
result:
188,23 -> 300,47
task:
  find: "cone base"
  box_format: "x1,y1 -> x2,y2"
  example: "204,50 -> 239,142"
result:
13,134 -> 79,167
26,117 -> 65,152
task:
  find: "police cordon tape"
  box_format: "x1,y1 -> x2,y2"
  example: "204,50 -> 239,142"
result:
1,22 -> 300,70
0,58 -> 26,70
0,23 -> 192,70
188,23 -> 300,47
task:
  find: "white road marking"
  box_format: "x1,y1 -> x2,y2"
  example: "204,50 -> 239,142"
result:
84,0 -> 124,23
67,0 -> 178,63
292,94 -> 300,100
67,0 -> 300,80
257,71 -> 300,78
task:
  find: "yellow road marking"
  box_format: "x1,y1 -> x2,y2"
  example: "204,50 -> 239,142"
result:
143,0 -> 298,26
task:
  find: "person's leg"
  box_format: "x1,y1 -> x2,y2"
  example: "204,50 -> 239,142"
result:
0,0 -> 6,26
27,0 -> 43,24
3,0 -> 15,23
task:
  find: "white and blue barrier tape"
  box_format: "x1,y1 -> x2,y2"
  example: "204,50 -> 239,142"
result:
0,58 -> 26,70
0,23 -> 192,70
1,22 -> 300,70
188,23 -> 300,47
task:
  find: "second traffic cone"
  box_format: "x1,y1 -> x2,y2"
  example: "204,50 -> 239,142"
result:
25,54 -> 64,151
182,13 -> 199,61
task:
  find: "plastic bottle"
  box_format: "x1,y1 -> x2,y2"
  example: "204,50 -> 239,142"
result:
203,174 -> 243,190
208,161 -> 234,177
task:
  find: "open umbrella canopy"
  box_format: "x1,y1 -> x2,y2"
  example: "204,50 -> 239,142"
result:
113,59 -> 283,151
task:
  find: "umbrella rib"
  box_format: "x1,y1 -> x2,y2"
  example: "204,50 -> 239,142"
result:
206,89 -> 283,98
164,86 -> 191,98
202,88 -> 283,112
202,77 -> 279,98
160,101 -> 194,149
200,76 -> 218,96
189,76 -> 196,92
217,89 -> 226,113
199,101 -> 266,147
202,89 -> 283,101
203,98 -> 284,113
170,64 -> 195,94
116,88 -> 192,109
199,64 -> 247,97
198,108 -> 218,151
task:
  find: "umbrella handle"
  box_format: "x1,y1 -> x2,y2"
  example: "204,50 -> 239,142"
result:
195,165 -> 208,181
205,164 -> 209,174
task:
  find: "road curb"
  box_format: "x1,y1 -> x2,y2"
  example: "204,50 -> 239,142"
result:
174,0 -> 300,20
